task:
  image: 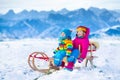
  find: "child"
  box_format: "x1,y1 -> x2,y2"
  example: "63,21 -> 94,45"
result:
53,29 -> 73,67
65,26 -> 90,71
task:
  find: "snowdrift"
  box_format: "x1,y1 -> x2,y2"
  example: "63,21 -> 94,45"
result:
0,38 -> 120,80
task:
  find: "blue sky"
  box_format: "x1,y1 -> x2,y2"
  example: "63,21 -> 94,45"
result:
0,0 -> 120,14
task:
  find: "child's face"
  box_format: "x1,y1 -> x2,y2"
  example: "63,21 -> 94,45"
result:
61,32 -> 66,37
77,30 -> 85,37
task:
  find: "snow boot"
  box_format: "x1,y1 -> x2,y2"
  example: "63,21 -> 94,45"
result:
61,61 -> 65,68
65,62 -> 74,71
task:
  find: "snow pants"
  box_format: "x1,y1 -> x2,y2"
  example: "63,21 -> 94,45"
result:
67,49 -> 80,63
54,49 -> 80,66
53,50 -> 66,66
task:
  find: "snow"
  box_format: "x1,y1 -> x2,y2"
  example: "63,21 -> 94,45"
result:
0,38 -> 120,80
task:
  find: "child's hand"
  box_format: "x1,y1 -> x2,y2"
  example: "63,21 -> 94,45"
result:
66,53 -> 70,57
66,55 -> 70,58
53,50 -> 58,54
78,58 -> 84,63
53,51 -> 56,54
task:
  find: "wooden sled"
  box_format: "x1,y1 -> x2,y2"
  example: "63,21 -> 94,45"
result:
85,41 -> 99,67
28,52 -> 68,74
28,41 -> 99,73
28,52 -> 52,73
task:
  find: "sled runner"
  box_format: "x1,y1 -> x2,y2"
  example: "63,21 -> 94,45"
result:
28,41 -> 99,74
28,52 -> 68,74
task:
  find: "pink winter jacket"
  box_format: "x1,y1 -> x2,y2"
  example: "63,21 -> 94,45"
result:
72,27 -> 90,59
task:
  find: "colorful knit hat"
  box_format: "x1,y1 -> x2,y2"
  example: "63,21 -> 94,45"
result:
62,29 -> 72,39
76,26 -> 87,32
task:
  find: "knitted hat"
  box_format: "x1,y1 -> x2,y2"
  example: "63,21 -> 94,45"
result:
76,26 -> 87,32
62,29 -> 72,39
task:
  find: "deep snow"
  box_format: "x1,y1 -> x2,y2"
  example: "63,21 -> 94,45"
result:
0,37 -> 120,80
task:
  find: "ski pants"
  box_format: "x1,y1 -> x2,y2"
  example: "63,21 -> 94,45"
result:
53,50 -> 66,66
53,49 -> 80,66
67,49 -> 80,63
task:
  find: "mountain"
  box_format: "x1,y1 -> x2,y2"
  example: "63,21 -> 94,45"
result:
57,8 -> 69,15
89,25 -> 120,38
105,25 -> 120,36
0,7 -> 120,40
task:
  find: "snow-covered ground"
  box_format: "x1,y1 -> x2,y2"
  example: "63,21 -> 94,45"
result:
0,37 -> 120,80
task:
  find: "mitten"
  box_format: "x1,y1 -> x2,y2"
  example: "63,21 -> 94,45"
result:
78,58 -> 84,63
